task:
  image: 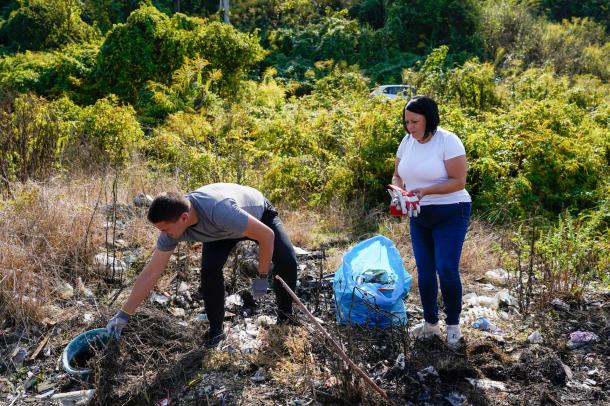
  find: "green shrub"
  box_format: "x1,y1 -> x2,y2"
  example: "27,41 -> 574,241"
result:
462,99 -> 607,217
0,93 -> 69,186
0,43 -> 99,101
95,5 -> 265,103
76,96 -> 144,168
0,0 -> 97,51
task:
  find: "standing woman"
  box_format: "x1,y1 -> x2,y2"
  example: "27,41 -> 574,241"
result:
392,96 -> 471,350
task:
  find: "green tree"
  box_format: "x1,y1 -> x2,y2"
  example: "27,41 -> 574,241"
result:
537,0 -> 610,32
384,0 -> 481,54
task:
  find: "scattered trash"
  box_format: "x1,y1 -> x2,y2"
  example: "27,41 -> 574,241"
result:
466,295 -> 499,309
250,367 -> 267,382
11,347 -> 26,367
51,389 -> 96,406
155,397 -> 171,406
461,305 -> 497,326
245,319 -> 259,337
59,282 -> 74,300
83,313 -> 94,323
528,331 -> 543,344
445,391 -> 467,406
293,246 -> 310,256
551,298 -> 570,311
466,378 -> 507,391
484,268 -> 509,286
150,293 -> 170,305
178,281 -> 189,293
76,277 -> 96,305
35,389 -> 56,399
196,313 -> 209,322
472,317 -> 502,334
134,192 -> 153,207
94,253 -> 128,276
562,362 -> 573,380
567,331 -> 599,349
170,307 -> 186,318
496,289 -> 517,308
393,353 -> 406,370
225,294 -> 244,309
417,366 -> 439,382
255,315 -> 275,326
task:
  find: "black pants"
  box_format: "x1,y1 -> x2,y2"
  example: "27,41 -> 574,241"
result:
200,201 -> 298,333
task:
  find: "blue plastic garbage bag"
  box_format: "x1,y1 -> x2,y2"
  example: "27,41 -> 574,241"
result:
333,235 -> 412,328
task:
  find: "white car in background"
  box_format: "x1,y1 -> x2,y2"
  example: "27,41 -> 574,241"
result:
370,85 -> 416,100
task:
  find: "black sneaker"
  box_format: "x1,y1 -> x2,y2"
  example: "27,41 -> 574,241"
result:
203,330 -> 225,349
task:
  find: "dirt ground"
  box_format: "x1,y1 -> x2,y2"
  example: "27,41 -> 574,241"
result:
1,240 -> 609,405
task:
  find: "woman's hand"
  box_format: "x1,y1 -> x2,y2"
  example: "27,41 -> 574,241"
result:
409,188 -> 427,200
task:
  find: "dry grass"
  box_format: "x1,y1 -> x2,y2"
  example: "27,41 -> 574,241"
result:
280,204 -> 351,249
0,166 -> 175,326
460,217 -> 502,279
259,326 -> 323,392
0,179 -> 106,324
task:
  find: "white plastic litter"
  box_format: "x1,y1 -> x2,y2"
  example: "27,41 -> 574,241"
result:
484,269 -> 509,286
528,331 -> 543,344
150,293 -> 169,305
466,295 -> 499,309
51,389 -> 96,406
59,282 -> 74,300
466,378 -> 506,391
225,294 -> 243,308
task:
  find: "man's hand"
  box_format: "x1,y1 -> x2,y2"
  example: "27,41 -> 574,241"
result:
106,310 -> 130,339
252,276 -> 268,298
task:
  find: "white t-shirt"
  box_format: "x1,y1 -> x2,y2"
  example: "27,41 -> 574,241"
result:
396,126 -> 471,206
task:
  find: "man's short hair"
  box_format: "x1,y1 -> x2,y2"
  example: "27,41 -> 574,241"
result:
147,192 -> 190,223
402,95 -> 440,138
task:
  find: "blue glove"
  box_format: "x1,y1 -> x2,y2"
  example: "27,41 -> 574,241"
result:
106,310 -> 130,339
251,277 -> 268,298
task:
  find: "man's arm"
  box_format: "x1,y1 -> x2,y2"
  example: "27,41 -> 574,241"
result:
121,248 -> 174,314
242,214 -> 274,275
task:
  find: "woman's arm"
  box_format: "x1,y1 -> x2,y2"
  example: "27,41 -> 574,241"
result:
392,158 -> 403,187
410,155 -> 467,199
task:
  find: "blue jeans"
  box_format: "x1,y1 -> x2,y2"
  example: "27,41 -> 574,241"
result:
409,202 -> 471,325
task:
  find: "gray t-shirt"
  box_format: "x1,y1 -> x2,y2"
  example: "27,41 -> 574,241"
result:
156,183 -> 266,251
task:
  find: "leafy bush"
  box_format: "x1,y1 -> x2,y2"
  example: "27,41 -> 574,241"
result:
76,96 -> 144,168
0,93 -> 69,187
0,43 -> 99,101
95,5 -> 265,103
462,98 -> 607,218
0,0 -> 97,51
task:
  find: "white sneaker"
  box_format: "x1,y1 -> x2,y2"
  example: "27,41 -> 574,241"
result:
412,321 -> 441,339
447,324 -> 463,350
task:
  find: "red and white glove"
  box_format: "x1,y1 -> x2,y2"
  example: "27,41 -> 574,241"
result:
387,185 -> 420,217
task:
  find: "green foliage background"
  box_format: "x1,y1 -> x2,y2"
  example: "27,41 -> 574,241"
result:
0,0 -> 608,279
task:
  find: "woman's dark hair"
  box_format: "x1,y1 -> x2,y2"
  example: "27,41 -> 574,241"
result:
147,192 -> 190,223
402,95 -> 440,139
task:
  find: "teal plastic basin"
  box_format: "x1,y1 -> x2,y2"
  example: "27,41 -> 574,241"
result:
62,328 -> 110,377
